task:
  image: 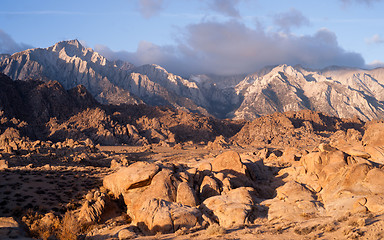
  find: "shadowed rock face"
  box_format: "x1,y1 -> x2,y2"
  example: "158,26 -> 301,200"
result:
232,110 -> 363,148
0,73 -> 98,123
0,73 -> 244,146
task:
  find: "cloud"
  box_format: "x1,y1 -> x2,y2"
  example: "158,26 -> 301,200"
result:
95,41 -> 179,66
273,8 -> 310,32
139,0 -> 164,19
367,60 -> 384,68
341,0 -> 383,6
205,0 -> 241,18
0,29 -> 33,54
366,34 -> 384,44
96,20 -> 365,76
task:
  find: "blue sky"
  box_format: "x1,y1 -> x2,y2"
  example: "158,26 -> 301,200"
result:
1,0 -> 384,76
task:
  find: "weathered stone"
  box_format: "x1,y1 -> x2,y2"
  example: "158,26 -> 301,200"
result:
301,149 -> 348,186
123,169 -> 179,223
201,187 -> 255,228
364,168 -> 384,194
362,121 -> 384,146
211,151 -> 246,175
197,162 -> 212,172
0,217 -> 26,239
343,148 -> 371,159
79,192 -> 106,223
118,228 -> 136,239
255,148 -> 272,159
265,181 -> 324,221
86,225 -> 138,240
134,198 -> 201,234
281,147 -> 301,162
110,159 -> 121,169
103,162 -> 160,197
318,143 -> 336,152
0,159 -> 8,170
364,145 -> 384,164
200,176 -> 220,201
176,182 -> 197,207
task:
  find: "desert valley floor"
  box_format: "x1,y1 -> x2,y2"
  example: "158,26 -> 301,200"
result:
2,112 -> 384,240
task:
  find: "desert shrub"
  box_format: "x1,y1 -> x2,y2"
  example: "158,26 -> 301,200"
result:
318,222 -> 338,232
294,225 -> 318,235
22,211 -> 60,240
206,223 -> 226,235
57,211 -> 81,240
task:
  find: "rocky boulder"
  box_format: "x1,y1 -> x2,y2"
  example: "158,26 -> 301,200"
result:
0,159 -> 8,170
134,198 -> 201,235
176,182 -> 198,207
201,187 -> 256,228
265,181 -> 324,221
79,190 -> 107,223
103,162 -> 160,197
211,151 -> 247,175
361,121 -> 384,163
0,217 -> 27,239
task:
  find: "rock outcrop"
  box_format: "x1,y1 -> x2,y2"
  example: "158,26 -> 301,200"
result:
102,151 -> 272,233
0,217 -> 27,239
233,110 -> 363,148
201,187 -> 256,228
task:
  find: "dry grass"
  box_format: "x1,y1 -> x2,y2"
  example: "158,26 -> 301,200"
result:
57,212 -> 81,240
206,223 -> 226,235
22,211 -> 60,240
344,228 -> 364,239
318,221 -> 338,232
301,212 -> 316,219
348,217 -> 366,227
294,225 -> 318,235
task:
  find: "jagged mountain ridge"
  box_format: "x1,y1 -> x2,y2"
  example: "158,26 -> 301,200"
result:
232,64 -> 384,121
2,40 -> 384,121
0,40 -> 211,115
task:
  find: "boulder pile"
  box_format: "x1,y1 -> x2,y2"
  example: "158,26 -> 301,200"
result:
101,120 -> 384,235
103,151 -> 272,234
265,121 -> 384,221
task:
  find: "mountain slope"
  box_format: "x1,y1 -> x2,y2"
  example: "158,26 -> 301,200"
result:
0,40 -> 141,105
0,40 -> 210,115
232,65 -> 384,121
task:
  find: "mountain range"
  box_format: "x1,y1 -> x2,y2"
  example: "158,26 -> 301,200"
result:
1,39 -> 384,121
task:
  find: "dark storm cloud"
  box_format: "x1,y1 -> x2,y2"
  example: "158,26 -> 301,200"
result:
0,29 -> 33,54
96,20 -> 365,76
138,0 -> 164,18
273,8 -> 311,32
